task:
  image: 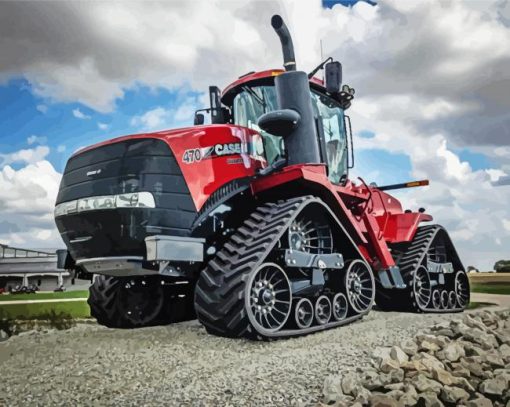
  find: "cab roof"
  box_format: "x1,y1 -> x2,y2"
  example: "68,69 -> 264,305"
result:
221,69 -> 326,105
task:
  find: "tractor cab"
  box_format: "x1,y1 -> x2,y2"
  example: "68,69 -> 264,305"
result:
196,69 -> 355,185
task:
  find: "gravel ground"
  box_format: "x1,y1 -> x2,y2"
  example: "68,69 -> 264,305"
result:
0,309 -> 491,407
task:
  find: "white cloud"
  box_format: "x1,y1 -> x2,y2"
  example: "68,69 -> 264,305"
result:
97,122 -> 108,130
72,107 -> 91,120
503,219 -> 510,232
0,0 -> 509,266
130,106 -> 170,130
130,96 -> 201,130
27,135 -> 47,145
0,145 -> 50,166
57,144 -> 66,153
0,152 -> 63,249
36,104 -> 48,114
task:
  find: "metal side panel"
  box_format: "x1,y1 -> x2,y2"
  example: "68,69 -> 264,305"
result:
145,235 -> 205,262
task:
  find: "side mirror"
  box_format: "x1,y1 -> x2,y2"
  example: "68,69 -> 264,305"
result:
258,109 -> 301,138
325,61 -> 342,94
194,113 -> 205,126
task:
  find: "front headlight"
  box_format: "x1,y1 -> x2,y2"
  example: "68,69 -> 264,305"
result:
54,192 -> 156,217
115,192 -> 155,208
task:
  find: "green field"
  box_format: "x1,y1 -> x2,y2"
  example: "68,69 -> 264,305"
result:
0,300 -> 90,320
470,283 -> 510,295
0,290 -> 88,302
467,302 -> 496,310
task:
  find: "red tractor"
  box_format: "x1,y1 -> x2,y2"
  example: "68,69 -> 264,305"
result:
54,15 -> 470,339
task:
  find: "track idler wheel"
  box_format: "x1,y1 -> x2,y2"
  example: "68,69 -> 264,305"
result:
412,266 -> 432,308
246,263 -> 292,334
345,260 -> 375,314
294,298 -> 314,329
315,295 -> 332,325
332,293 -> 348,321
454,270 -> 470,308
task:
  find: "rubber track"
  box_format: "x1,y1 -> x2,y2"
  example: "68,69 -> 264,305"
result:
194,196 -> 368,340
387,225 -> 467,313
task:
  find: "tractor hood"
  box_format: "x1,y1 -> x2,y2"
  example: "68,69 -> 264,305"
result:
66,124 -> 266,211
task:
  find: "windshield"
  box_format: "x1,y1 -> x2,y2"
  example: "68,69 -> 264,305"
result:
232,85 -> 348,183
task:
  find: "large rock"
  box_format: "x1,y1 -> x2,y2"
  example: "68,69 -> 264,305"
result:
451,366 -> 471,379
380,358 -> 400,373
401,360 -> 427,373
361,370 -> 383,390
416,391 -> 444,407
499,344 -> 510,358
415,353 -> 445,372
441,342 -> 465,362
400,384 -> 418,407
412,374 -> 443,394
354,386 -> 372,405
341,372 -> 359,397
462,328 -> 499,350
450,321 -> 471,337
485,353 -> 506,368
373,347 -> 392,362
368,394 -> 400,407
463,314 -> 488,331
479,377 -> 507,396
322,374 -> 344,404
465,397 -> 493,407
390,346 -> 408,364
0,329 -> 8,342
439,385 -> 469,404
460,357 -> 487,378
401,340 -> 418,356
431,367 -> 456,386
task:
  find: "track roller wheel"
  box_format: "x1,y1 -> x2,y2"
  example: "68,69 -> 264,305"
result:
448,291 -> 457,309
454,270 -> 470,308
294,298 -> 314,329
431,290 -> 441,310
315,295 -> 332,325
345,260 -> 375,314
440,290 -> 449,309
246,263 -> 292,334
332,293 -> 348,321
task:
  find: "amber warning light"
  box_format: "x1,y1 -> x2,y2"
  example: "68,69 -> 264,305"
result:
377,180 -> 430,191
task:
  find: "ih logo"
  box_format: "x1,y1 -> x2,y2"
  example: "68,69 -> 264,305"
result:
182,142 -> 246,164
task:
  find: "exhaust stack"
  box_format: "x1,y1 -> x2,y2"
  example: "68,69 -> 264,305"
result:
271,15 -> 296,71
262,15 -> 321,166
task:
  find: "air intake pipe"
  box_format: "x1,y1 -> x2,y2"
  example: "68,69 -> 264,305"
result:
258,15 -> 321,166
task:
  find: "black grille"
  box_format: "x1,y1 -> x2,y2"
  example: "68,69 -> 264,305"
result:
55,138 -> 198,260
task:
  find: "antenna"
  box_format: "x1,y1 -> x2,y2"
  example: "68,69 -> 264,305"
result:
320,40 -> 324,81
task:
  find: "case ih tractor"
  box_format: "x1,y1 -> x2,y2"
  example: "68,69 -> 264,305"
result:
54,15 -> 470,339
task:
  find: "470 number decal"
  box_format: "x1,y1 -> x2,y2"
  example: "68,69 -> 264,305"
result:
182,143 -> 244,164
182,148 -> 203,164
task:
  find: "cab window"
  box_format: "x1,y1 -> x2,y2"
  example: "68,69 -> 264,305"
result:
311,92 -> 348,184
232,86 -> 283,164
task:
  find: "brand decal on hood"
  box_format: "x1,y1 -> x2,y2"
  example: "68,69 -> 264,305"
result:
182,142 -> 256,164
